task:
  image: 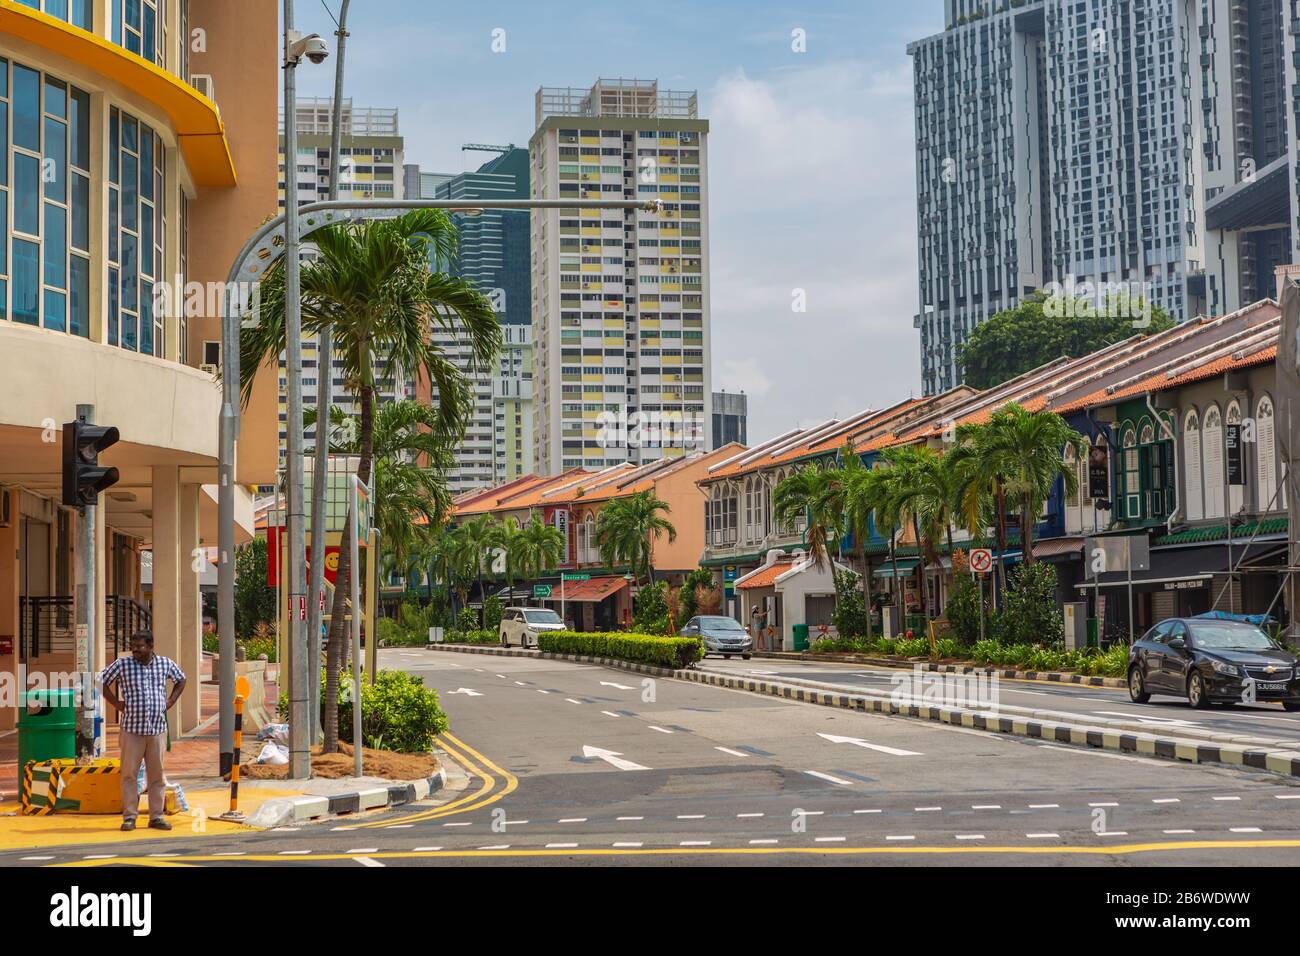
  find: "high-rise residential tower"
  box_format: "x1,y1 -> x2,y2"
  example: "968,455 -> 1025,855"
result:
530,79 -> 711,474
908,0 -> 1295,395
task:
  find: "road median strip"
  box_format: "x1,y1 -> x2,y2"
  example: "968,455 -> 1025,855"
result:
752,650 -> 1127,688
243,769 -> 447,828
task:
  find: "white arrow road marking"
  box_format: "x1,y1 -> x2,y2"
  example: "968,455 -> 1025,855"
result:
647,725 -> 673,734
600,681 -> 634,690
583,745 -> 650,771
804,770 -> 854,786
450,687 -> 483,696
353,856 -> 385,867
714,747 -> 749,757
817,732 -> 923,756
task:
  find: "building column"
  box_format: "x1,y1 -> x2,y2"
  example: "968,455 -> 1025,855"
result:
151,466 -> 182,739
178,484 -> 202,731
0,490 -> 17,732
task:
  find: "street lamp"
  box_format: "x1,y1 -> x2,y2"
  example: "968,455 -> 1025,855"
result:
216,197 -> 659,777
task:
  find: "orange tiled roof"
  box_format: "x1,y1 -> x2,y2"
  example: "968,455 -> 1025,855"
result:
735,560 -> 791,589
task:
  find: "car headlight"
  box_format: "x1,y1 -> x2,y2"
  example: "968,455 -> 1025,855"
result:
1210,660 -> 1242,677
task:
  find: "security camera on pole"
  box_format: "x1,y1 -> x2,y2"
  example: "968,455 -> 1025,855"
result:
282,2 -> 330,779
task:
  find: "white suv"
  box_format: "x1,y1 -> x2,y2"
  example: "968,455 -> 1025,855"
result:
500,607 -> 566,648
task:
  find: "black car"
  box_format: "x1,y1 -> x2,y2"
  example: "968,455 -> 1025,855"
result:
1127,618 -> 1300,710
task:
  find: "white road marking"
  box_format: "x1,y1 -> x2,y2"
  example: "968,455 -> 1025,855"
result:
1088,802 -> 1119,807
583,745 -> 650,771
886,835 -> 915,841
1213,796 -> 1242,802
914,806 -> 942,812
214,851 -> 247,857
546,843 -> 578,849
815,836 -> 847,843
799,810 -> 825,816
1026,833 -> 1060,839
1028,803 -> 1060,809
737,812 -> 764,818
613,842 -> 643,848
1276,793 -> 1300,799
1163,829 -> 1195,835
677,814 -> 706,820
955,834 -> 985,841
347,848 -> 379,854
383,824 -> 414,830
147,853 -> 182,858
565,698 -> 584,705
972,804 -> 1002,810
500,820 -> 529,826
749,839 -> 779,845
680,840 -> 712,847
1095,831 -> 1128,837
478,845 -> 510,850
443,821 -> 472,828
449,687 -> 483,697
715,747 -> 749,757
1151,798 -> 1180,804
648,725 -> 673,734
817,732 -> 923,756
537,689 -> 551,694
600,681 -> 634,690
354,856 -> 385,867
497,674 -> 508,679
84,855 -> 117,860
601,711 -> 621,718
558,817 -> 588,824
413,846 -> 443,851
854,809 -> 882,815
617,816 -> 644,821
1230,827 -> 1263,833
20,855 -> 54,861
279,850 -> 312,855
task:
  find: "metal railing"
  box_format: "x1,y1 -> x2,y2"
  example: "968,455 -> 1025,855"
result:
106,596 -> 153,658
18,596 -> 75,661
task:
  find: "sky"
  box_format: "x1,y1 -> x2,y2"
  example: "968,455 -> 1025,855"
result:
287,0 -> 939,445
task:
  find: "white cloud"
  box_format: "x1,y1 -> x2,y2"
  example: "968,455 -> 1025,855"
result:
706,61 -> 920,438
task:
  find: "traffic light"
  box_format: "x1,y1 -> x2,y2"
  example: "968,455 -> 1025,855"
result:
62,420 -> 120,507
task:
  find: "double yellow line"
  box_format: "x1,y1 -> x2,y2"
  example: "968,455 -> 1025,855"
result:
348,731 -> 518,829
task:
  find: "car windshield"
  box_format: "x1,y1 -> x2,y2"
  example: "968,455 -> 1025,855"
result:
1187,623 -> 1276,651
524,610 -> 562,624
700,616 -> 745,631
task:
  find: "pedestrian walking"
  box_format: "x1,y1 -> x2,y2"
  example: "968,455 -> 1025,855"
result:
98,631 -> 187,832
751,604 -> 768,650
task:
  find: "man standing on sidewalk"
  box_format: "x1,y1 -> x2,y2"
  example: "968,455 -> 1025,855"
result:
98,631 -> 187,832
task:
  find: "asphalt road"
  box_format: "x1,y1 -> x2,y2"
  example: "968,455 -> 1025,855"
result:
699,655 -> 1300,743
10,647 -> 1300,867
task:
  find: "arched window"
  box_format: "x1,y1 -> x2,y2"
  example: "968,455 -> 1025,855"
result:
1256,394 -> 1281,511
1121,426 -> 1141,518
1203,405 -> 1225,519
580,512 -> 596,563
1183,409 -> 1203,521
759,477 -> 770,540
1226,401 -> 1244,515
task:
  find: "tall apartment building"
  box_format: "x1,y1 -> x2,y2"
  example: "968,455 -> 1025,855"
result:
406,148 -> 535,493
909,0 -> 1295,395
275,98 -> 411,460
711,390 -> 747,449
530,79 -> 712,474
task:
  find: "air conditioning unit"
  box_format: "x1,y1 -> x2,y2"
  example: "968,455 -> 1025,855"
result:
189,73 -> 216,101
200,363 -> 219,376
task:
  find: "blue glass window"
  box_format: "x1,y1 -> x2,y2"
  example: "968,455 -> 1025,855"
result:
43,116 -> 66,203
70,88 -> 89,169
121,233 -> 138,311
109,109 -> 119,184
143,5 -> 155,65
0,103 -> 7,188
13,65 -> 39,152
108,186 -> 119,260
112,0 -> 122,45
44,289 -> 65,333
72,0 -> 91,30
43,202 -> 65,288
44,77 -> 65,120
14,154 -> 39,234
140,282 -> 154,354
12,240 -> 39,325
140,128 -> 153,201
47,0 -> 69,22
70,255 -> 88,337
108,266 -> 119,345
122,151 -> 138,230
71,174 -> 88,250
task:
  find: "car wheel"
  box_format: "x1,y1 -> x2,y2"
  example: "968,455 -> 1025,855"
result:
1127,666 -> 1150,703
1284,701 -> 1300,712
742,654 -> 752,660
1188,671 -> 1211,709
723,654 -> 732,659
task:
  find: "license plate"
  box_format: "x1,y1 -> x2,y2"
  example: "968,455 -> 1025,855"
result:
1258,681 -> 1287,692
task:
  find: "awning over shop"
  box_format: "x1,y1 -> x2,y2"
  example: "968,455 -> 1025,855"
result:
874,558 -> 920,579
547,575 -> 629,603
1074,541 -> 1280,591
1033,536 -> 1084,560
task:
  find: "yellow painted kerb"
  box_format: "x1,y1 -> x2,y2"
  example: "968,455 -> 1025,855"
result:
0,0 -> 237,187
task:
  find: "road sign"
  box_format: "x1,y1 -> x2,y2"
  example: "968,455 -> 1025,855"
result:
969,548 -> 993,574
534,584 -> 553,598
562,573 -> 590,582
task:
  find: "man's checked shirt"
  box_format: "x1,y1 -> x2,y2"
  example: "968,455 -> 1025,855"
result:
99,655 -> 186,736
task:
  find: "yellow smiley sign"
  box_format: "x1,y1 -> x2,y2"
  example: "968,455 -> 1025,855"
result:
324,551 -> 340,573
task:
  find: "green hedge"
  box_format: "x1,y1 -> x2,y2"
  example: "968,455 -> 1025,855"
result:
810,634 -> 1128,677
537,630 -> 703,669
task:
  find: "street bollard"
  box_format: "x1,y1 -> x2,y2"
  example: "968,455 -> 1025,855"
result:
217,676 -> 251,822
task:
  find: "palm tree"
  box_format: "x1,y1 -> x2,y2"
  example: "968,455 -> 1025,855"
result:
493,517 -> 526,605
772,464 -> 844,571
458,514 -> 500,622
241,210 -> 500,753
838,448 -> 877,614
595,492 -> 676,585
514,514 -> 565,601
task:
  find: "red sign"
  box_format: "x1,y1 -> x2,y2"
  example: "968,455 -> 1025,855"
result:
0,636 -> 13,656
266,528 -> 339,589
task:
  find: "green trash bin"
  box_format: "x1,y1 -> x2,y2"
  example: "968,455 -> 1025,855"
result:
17,688 -> 77,774
792,623 -> 809,652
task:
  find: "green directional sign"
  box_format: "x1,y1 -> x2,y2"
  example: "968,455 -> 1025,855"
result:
562,573 -> 591,582
533,584 -> 553,598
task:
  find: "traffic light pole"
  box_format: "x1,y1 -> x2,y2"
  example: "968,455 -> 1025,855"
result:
75,404 -> 99,758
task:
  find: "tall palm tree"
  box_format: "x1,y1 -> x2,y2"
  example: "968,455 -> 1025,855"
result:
241,210 -> 500,752
773,464 -> 845,571
514,514 -> 565,602
458,514 -> 500,622
838,448 -> 878,612
595,492 -> 676,585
